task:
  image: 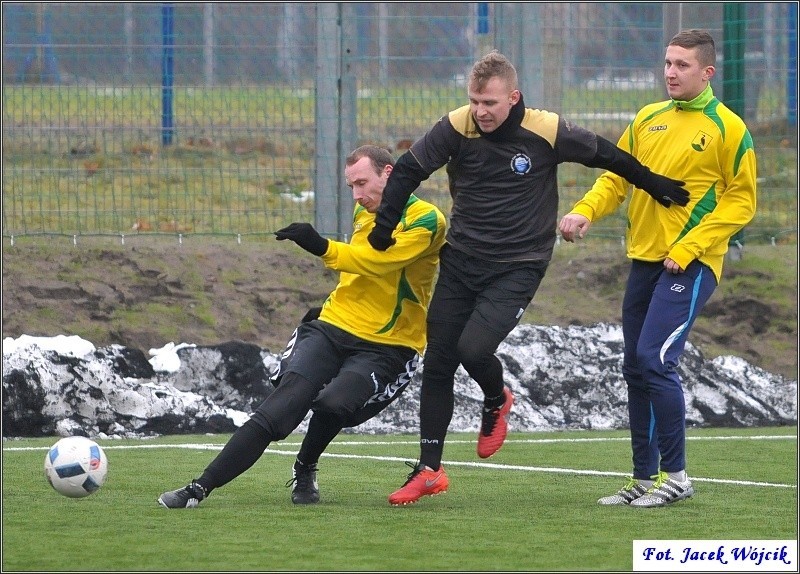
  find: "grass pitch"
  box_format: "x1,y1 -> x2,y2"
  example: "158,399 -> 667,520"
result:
3,427 -> 797,571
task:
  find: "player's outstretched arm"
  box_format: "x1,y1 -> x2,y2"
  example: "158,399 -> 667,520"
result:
587,137 -> 690,207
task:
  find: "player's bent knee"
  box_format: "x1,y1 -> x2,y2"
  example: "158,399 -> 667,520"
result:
312,395 -> 358,421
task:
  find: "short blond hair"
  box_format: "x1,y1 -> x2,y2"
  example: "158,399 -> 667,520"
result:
469,50 -> 518,92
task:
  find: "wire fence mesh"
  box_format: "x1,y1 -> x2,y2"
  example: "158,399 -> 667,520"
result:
3,2 -> 797,244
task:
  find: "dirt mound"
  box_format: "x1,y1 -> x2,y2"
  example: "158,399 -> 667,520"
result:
2,238 -> 796,380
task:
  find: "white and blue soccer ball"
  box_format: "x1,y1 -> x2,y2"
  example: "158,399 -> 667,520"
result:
44,436 -> 108,498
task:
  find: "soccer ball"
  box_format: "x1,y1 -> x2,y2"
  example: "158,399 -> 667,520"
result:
44,436 -> 108,498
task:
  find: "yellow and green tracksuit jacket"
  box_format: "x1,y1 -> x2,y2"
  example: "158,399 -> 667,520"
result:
569,84 -> 757,282
318,194 -> 446,354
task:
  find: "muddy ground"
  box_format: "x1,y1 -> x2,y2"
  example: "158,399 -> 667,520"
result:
2,237 -> 797,381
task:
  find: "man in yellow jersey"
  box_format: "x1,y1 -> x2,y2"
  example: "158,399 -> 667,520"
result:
559,29 -> 757,507
158,145 -> 446,508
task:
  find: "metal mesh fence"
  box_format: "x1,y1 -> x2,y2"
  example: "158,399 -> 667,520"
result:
3,2 -> 797,244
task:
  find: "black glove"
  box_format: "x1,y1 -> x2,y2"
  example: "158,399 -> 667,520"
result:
367,224 -> 396,251
637,169 -> 690,207
275,223 -> 328,256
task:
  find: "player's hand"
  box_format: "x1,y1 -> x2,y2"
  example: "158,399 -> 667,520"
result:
663,257 -> 684,274
639,170 -> 690,207
367,225 -> 396,251
275,223 -> 329,256
559,213 -> 592,242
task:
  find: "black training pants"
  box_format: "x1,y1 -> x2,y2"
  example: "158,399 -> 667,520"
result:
418,244 -> 547,469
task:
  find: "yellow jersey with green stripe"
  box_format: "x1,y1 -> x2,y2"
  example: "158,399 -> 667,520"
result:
569,84 -> 757,281
318,194 -> 446,354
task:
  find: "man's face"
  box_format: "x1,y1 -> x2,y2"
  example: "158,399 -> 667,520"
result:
664,45 -> 713,101
468,76 -> 520,133
345,156 -> 391,213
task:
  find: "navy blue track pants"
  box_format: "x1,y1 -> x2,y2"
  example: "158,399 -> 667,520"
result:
622,259 -> 717,479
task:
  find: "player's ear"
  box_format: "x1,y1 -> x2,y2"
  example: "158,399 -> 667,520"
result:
509,89 -> 521,106
704,66 -> 716,81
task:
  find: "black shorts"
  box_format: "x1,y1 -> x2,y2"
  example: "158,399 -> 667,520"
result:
270,320 -> 418,427
429,243 -> 548,337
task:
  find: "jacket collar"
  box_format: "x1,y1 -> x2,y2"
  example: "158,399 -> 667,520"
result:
673,83 -> 714,112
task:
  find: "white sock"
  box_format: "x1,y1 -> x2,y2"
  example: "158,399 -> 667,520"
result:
639,479 -> 654,489
668,470 -> 687,482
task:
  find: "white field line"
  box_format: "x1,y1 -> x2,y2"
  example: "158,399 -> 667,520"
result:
6,435 -> 796,489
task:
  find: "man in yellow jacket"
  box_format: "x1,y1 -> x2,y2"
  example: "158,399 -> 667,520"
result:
158,145 -> 446,508
560,29 -> 757,508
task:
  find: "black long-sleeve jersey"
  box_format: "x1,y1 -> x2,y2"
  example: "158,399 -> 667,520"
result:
372,94 -> 650,262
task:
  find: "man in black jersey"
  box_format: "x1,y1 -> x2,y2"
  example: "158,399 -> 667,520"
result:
367,50 -> 690,506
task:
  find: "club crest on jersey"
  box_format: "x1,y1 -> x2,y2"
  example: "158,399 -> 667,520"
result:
510,153 -> 532,175
691,130 -> 713,151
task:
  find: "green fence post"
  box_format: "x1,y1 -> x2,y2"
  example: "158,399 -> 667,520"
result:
723,3 -> 746,259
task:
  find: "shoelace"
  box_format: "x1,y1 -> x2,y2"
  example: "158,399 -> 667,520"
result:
647,471 -> 669,492
400,461 -> 424,486
285,465 -> 317,489
620,476 -> 639,492
480,405 -> 501,435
